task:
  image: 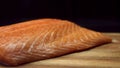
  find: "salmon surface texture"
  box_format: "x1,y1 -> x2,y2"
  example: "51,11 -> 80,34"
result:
0,19 -> 111,66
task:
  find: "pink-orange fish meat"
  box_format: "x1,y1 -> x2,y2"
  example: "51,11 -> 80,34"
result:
0,19 -> 111,66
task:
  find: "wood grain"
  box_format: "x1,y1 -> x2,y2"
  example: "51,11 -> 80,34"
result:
0,33 -> 120,68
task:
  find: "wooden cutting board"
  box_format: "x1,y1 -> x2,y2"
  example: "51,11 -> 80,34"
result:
0,33 -> 120,68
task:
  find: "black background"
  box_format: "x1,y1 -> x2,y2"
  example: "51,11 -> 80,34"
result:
0,0 -> 118,32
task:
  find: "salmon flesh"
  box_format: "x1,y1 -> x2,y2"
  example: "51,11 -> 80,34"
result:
0,19 -> 112,66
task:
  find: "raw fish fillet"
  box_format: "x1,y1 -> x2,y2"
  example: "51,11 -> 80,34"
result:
0,19 -> 111,66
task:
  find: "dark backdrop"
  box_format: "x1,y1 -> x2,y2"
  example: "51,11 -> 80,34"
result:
0,0 -> 118,32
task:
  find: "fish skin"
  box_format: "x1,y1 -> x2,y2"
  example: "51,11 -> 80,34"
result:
0,19 -> 111,66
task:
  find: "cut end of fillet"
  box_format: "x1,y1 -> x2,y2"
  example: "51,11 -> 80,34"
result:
0,18 -> 112,66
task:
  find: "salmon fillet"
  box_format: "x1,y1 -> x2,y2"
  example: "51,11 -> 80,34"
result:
0,19 -> 111,66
